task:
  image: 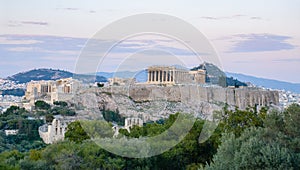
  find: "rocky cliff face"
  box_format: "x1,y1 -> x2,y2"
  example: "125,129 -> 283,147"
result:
70,85 -> 279,121
98,85 -> 278,108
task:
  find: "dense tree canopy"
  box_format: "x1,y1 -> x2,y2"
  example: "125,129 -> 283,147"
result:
34,101 -> 50,110
65,121 -> 90,143
207,104 -> 300,169
0,106 -> 45,153
217,105 -> 267,137
0,104 -> 299,169
53,101 -> 68,107
102,110 -> 125,126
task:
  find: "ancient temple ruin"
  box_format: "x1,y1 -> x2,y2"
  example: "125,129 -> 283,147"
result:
24,78 -> 82,109
147,66 -> 206,85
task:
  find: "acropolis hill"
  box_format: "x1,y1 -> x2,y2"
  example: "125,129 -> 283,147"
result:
17,64 -> 280,143
21,64 -> 279,116
71,64 -> 279,121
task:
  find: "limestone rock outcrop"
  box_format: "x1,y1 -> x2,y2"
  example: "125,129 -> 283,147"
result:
70,85 -> 279,121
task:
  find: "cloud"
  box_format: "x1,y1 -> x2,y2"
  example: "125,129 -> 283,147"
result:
232,60 -> 257,64
199,14 -> 246,20
0,36 -> 43,45
0,34 -> 208,77
64,8 -> 79,10
0,34 -> 85,77
273,58 -> 300,62
227,34 -> 296,53
0,34 -> 207,57
56,7 -> 97,14
110,38 -> 199,56
250,17 -> 262,20
21,21 -> 48,26
42,55 -> 77,62
200,16 -> 219,20
5,46 -> 79,55
57,7 -> 79,11
6,47 -> 35,52
0,34 -> 85,56
7,20 -> 49,27
199,15 -> 264,21
7,21 -> 21,27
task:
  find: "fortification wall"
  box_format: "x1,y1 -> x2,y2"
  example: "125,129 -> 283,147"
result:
99,85 -> 279,110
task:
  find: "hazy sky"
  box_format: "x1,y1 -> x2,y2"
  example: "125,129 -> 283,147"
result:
1,0 -> 300,83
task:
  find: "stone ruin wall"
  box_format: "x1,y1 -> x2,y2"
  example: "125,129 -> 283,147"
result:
99,85 -> 279,110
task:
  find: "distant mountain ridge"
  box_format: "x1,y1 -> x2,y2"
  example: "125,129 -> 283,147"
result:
7,68 -> 107,83
5,67 -> 299,94
226,72 -> 300,93
8,69 -> 73,83
97,70 -> 147,82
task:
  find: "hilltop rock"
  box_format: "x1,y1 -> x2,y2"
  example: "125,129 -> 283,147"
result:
191,63 -> 247,87
70,85 -> 279,122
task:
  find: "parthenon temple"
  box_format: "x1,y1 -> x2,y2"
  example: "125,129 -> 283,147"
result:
147,66 -> 206,85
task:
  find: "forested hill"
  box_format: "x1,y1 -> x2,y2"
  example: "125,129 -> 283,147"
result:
7,68 -> 107,83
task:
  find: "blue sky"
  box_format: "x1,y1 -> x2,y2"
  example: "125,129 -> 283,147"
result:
0,0 -> 300,83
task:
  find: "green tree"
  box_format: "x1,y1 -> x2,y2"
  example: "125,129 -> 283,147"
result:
206,128 -> 294,170
218,105 -> 265,137
29,149 -> 42,161
50,106 -> 76,116
119,113 -> 222,169
65,121 -> 90,143
0,105 -> 45,153
23,140 -> 125,169
207,104 -> 300,169
0,150 -> 24,170
284,103 -> 300,139
34,101 -> 50,110
102,110 -> 125,126
2,106 -> 27,117
53,101 -> 68,107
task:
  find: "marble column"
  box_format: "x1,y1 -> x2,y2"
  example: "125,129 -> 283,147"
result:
148,70 -> 151,82
173,71 -> 176,83
173,70 -> 177,83
151,70 -> 154,82
158,70 -> 160,82
173,70 -> 175,82
166,71 -> 168,82
158,70 -> 161,82
152,71 -> 154,82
